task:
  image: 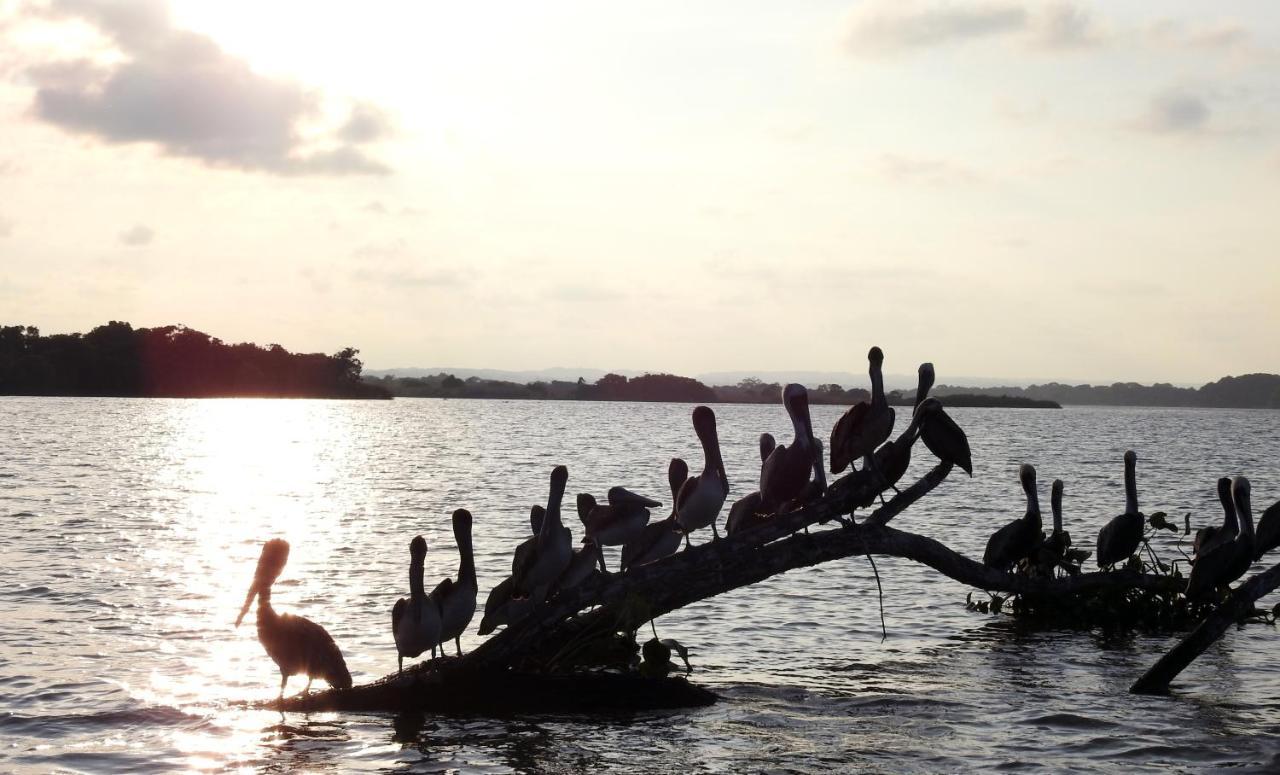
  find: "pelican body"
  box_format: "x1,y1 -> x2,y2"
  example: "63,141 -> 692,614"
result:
915,397 -> 972,477
1095,451 -> 1144,569
727,433 -> 779,535
830,346 -> 895,474
760,384 -> 818,511
1187,477 -> 1256,599
236,539 -> 352,696
393,535 -> 443,670
1194,478 -> 1237,562
675,406 -> 730,544
429,510 -> 478,656
579,487 -> 660,570
984,464 -> 1043,572
622,458 -> 689,570
513,465 -> 572,598
1251,496 -> 1280,562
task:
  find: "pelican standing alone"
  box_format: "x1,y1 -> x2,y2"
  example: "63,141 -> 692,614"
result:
622,458 -> 689,570
1187,477 -> 1256,599
236,539 -> 352,696
983,464 -> 1043,572
830,346 -> 895,475
674,406 -> 730,546
392,535 -> 443,670
512,465 -> 572,599
760,384 -> 819,512
429,509 -> 477,656
1095,451 -> 1144,569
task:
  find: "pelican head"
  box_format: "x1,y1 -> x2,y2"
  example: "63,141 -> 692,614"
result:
1019,463 -> 1039,513
452,508 -> 472,533
916,363 -> 935,407
667,457 -> 689,497
692,405 -> 716,435
868,346 -> 884,364
551,465 -> 569,489
576,493 -> 597,524
409,535 -> 427,561
1124,450 -> 1136,466
1232,476 -> 1252,517
759,433 -> 776,461
235,539 -> 290,627
913,396 -> 942,420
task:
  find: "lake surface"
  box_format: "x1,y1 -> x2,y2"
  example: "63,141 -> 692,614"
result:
2,397 -> 1279,773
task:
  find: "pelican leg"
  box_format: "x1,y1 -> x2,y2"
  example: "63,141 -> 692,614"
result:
597,542 -> 608,573
455,636 -> 462,656
683,533 -> 691,551
712,522 -> 721,541
398,655 -> 403,674
304,676 -> 314,694
279,673 -> 288,699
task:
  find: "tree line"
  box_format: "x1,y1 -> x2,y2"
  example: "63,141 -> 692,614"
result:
0,322 -> 389,399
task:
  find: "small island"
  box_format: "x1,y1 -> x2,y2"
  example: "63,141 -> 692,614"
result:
0,322 -> 390,399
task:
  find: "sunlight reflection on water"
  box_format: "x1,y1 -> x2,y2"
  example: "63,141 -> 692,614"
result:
2,397 -> 1279,772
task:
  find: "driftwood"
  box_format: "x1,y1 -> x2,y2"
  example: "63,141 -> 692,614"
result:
1130,560 -> 1280,694
276,459 -> 1183,714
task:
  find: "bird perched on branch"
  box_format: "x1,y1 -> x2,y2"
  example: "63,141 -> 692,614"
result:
1095,451 -> 1144,570
622,458 -> 689,570
393,535 -> 443,670
236,539 -> 351,696
830,346 -> 894,475
984,464 -> 1043,572
429,509 -> 478,656
512,466 -> 572,599
760,384 -> 820,512
675,406 -> 729,545
1186,477 -> 1255,600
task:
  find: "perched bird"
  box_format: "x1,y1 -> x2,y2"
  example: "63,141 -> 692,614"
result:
622,458 -> 689,571
429,509 -> 478,656
236,539 -> 352,696
1186,477 -> 1256,600
1096,451 -> 1145,569
393,536 -> 443,670
512,466 -> 572,599
856,364 -> 936,508
1034,479 -> 1072,575
726,433 -> 779,535
1193,478 -> 1237,563
984,464 -> 1044,572
553,539 -> 602,595
830,346 -> 895,475
1250,494 -> 1280,563
760,384 -> 819,511
675,406 -> 730,546
477,576 -> 534,635
578,487 -> 661,571
529,504 -> 545,534
914,398 -> 973,477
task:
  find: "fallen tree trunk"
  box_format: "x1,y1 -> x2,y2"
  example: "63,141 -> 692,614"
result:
278,460 -> 1174,713
1129,561 -> 1280,694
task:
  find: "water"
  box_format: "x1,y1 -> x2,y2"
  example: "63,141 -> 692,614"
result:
2,397 -> 1279,773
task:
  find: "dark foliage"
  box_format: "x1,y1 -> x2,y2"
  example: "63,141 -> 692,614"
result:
0,322 -> 389,399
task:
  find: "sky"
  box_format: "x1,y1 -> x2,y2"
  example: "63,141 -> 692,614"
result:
0,0 -> 1277,385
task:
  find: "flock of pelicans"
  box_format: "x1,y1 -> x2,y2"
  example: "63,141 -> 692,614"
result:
230,347 -> 1280,699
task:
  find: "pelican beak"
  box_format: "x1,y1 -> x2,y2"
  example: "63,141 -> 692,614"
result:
235,582 -> 259,627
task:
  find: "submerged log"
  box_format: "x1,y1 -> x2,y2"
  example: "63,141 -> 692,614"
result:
287,459 -> 1175,713
1130,560 -> 1280,694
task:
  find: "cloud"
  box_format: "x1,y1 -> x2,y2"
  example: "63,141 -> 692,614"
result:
351,266 -> 465,288
843,1 -> 1025,54
24,0 -> 391,176
842,1 -> 1102,55
1146,19 -> 1249,54
1135,90 -> 1210,134
118,223 -> 154,246
877,153 -> 980,185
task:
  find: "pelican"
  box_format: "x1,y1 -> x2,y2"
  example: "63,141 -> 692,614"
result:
830,346 -> 895,475
1034,479 -> 1071,575
554,539 -> 602,595
530,504 -> 545,534
428,509 -> 477,656
1193,478 -> 1236,562
1095,451 -> 1144,569
392,535 -> 443,670
478,576 -> 535,635
726,433 -> 779,535
674,406 -> 730,546
1186,477 -> 1255,599
984,464 -> 1043,572
236,539 -> 352,696
622,458 -> 689,570
512,465 -> 572,598
1251,494 -> 1280,562
760,384 -> 818,512
578,487 -> 661,571
857,365 -> 935,507
914,398 -> 973,476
